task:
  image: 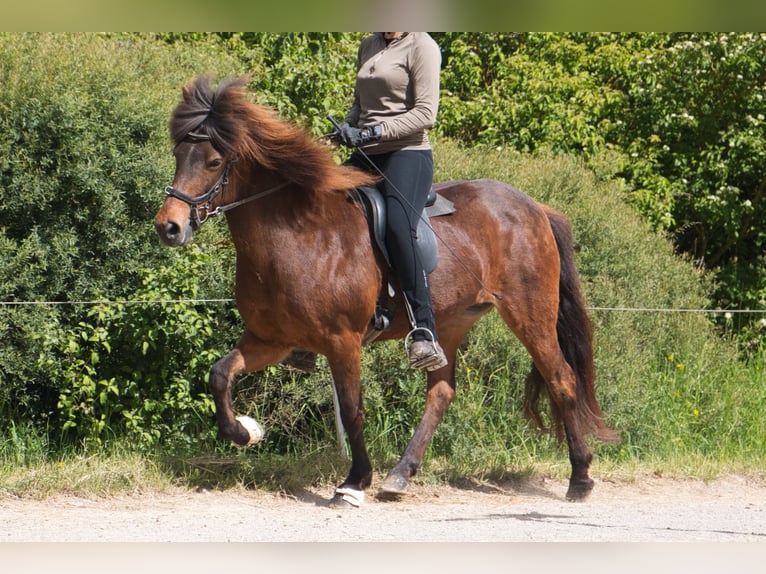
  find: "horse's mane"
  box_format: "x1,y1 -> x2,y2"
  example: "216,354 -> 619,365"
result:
170,75 -> 377,193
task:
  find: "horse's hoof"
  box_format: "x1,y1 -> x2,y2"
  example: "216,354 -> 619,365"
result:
565,478 -> 594,501
330,487 -> 365,508
234,416 -> 264,447
378,473 -> 410,496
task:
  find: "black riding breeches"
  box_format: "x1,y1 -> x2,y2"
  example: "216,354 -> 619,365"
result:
347,149 -> 437,341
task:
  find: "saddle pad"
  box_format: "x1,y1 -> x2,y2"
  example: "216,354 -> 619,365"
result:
426,193 -> 456,218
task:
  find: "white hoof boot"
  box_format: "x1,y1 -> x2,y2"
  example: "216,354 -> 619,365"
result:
235,416 -> 264,446
335,487 -> 365,507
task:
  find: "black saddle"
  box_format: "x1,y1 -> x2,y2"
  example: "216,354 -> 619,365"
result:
350,185 -> 455,344
351,185 -> 455,273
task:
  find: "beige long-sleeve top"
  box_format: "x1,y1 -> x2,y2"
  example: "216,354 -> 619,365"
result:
344,32 -> 441,154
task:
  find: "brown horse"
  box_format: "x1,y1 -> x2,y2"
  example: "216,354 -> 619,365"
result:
154,76 -> 618,507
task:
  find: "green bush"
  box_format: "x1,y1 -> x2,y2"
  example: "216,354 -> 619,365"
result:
0,32 -> 245,442
39,246 -> 234,451
433,32 -> 766,344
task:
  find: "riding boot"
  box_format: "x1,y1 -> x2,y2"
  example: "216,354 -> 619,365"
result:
406,328 -> 447,371
409,340 -> 448,371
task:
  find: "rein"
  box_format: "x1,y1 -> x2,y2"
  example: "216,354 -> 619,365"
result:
165,131 -> 289,229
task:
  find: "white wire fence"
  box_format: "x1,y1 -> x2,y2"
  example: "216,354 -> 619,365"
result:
0,299 -> 764,314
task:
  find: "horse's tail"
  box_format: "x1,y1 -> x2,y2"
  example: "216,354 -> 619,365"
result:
524,206 -> 620,444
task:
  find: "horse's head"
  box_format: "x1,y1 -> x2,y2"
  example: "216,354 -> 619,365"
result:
154,131 -> 232,247
155,76 -> 243,247
154,74 -> 381,248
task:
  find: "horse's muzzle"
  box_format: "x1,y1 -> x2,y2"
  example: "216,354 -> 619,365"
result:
155,218 -> 192,247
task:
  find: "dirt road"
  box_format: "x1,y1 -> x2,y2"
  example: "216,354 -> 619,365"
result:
1,474 -> 765,543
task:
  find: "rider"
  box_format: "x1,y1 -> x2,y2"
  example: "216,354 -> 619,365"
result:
283,32 -> 446,373
336,32 -> 446,371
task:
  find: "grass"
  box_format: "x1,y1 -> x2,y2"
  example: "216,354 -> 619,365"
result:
0,442 -> 171,499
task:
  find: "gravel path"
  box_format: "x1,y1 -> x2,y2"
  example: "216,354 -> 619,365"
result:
2,474 -> 765,543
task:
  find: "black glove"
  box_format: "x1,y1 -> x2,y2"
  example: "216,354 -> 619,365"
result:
338,123 -> 382,148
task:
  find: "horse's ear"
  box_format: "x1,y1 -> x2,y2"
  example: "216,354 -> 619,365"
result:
181,82 -> 194,102
182,75 -> 214,103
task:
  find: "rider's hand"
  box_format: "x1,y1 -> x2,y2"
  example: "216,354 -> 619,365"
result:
338,123 -> 382,148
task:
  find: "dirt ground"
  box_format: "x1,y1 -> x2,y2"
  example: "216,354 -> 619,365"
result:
2,473 -> 765,543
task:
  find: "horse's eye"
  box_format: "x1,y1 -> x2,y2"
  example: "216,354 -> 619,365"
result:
208,158 -> 223,169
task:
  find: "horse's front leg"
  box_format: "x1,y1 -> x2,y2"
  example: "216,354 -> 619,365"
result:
325,341 -> 372,508
209,331 -> 289,447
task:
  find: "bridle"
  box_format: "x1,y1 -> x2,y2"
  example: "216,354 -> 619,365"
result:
164,130 -> 289,230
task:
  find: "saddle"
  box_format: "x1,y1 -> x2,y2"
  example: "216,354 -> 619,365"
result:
350,185 -> 456,345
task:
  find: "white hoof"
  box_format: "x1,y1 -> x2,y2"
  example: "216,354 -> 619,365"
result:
335,487 -> 365,507
235,416 -> 264,446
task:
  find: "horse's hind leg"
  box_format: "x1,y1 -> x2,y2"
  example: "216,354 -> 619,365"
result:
378,330 -> 461,496
530,358 -> 594,500
497,303 -> 595,501
325,340 -> 373,508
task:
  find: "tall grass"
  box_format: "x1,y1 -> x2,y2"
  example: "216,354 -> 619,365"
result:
0,424 -> 173,498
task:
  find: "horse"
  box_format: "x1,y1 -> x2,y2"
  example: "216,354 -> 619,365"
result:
154,75 -> 619,507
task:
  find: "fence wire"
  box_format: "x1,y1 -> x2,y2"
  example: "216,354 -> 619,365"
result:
0,299 -> 764,314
